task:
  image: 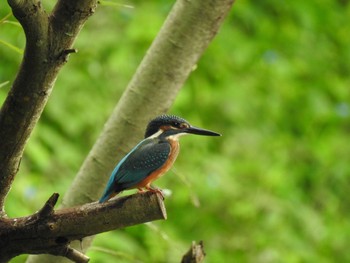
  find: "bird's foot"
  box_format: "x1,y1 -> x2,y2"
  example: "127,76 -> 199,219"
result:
137,188 -> 145,193
146,186 -> 165,200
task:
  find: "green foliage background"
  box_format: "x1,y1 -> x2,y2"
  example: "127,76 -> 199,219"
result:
1,0 -> 350,262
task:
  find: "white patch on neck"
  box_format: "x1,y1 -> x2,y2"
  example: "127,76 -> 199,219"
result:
147,129 -> 190,141
167,132 -> 188,141
147,129 -> 164,139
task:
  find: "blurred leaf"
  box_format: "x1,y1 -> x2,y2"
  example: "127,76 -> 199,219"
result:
0,39 -> 23,54
98,1 -> 134,8
0,12 -> 11,24
0,81 -> 10,89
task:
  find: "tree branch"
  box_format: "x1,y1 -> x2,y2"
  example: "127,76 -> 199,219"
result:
181,241 -> 206,263
0,0 -> 98,215
0,192 -> 166,262
64,248 -> 89,263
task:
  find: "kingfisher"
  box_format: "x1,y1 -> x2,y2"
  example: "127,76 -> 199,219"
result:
99,114 -> 220,203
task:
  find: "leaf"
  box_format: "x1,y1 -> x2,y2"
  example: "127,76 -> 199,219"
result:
2,20 -> 22,28
0,13 -> 12,24
0,81 -> 10,89
98,1 -> 134,8
0,39 -> 23,55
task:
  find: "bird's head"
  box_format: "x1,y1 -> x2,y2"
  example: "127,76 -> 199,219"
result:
145,114 -> 221,140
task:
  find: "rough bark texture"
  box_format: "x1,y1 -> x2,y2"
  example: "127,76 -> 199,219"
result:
0,192 -> 166,262
0,0 -> 98,215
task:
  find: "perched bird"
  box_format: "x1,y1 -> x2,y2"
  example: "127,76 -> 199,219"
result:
99,114 -> 220,203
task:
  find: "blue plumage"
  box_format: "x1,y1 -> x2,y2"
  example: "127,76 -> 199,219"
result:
99,138 -> 170,203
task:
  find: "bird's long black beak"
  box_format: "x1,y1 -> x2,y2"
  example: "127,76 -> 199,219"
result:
185,126 -> 221,136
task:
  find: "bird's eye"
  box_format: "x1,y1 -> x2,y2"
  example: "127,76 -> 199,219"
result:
179,123 -> 189,129
173,122 -> 180,127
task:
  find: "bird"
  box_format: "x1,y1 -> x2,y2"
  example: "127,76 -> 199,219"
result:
99,114 -> 221,203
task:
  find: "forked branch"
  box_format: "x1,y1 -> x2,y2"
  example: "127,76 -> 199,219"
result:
0,192 -> 166,262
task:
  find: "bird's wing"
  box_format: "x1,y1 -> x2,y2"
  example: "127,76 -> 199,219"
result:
99,138 -> 170,202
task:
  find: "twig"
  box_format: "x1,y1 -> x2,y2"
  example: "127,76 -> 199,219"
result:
57,48 -> 78,63
38,193 -> 59,218
65,247 -> 90,263
181,241 -> 206,263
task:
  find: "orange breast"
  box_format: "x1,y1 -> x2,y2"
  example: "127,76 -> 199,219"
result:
136,140 -> 180,188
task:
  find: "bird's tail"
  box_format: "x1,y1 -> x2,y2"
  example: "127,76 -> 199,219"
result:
99,189 -> 119,203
